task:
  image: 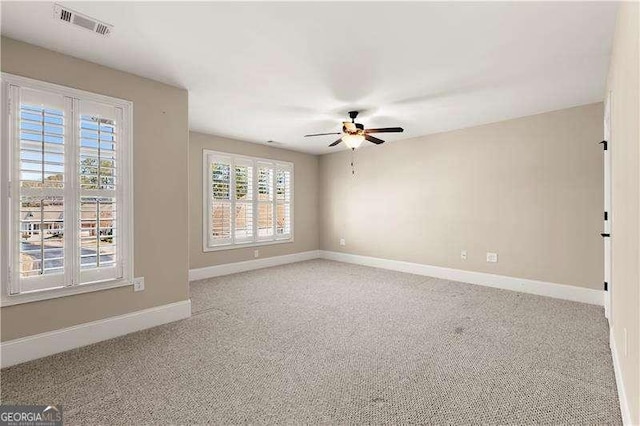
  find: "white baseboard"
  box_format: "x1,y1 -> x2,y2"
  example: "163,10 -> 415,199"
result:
611,330 -> 633,425
189,250 -> 321,281
320,251 -> 604,306
1,299 -> 191,368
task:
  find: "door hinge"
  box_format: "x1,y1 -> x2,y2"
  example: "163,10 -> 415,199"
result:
7,181 -> 11,197
7,97 -> 12,115
604,281 -> 608,291
600,140 -> 608,150
604,211 -> 608,221
601,233 -> 611,238
7,266 -> 11,283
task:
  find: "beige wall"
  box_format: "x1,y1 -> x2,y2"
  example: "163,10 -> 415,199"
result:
320,103 -> 604,290
189,132 -> 319,269
0,37 -> 190,341
606,2 -> 640,423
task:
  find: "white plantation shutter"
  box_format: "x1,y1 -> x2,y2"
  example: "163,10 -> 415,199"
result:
234,158 -> 253,243
208,154 -> 232,246
275,164 -> 292,239
256,162 -> 274,241
204,151 -> 293,250
78,100 -> 123,284
13,87 -> 69,292
3,74 -> 133,298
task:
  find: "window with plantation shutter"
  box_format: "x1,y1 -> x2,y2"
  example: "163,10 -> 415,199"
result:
209,155 -> 232,246
1,73 -> 133,304
234,159 -> 254,243
257,162 -> 274,240
203,150 -> 293,251
16,89 -> 68,292
275,165 -> 292,237
78,100 -> 123,284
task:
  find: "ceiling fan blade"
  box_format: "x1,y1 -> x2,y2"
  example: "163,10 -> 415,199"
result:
365,127 -> 404,134
365,135 -> 385,145
304,132 -> 341,137
329,138 -> 343,147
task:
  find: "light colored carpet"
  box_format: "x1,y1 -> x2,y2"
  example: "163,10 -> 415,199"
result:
1,259 -> 621,424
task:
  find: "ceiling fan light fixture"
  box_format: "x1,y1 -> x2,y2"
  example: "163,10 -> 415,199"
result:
304,110 -> 403,149
343,133 -> 364,149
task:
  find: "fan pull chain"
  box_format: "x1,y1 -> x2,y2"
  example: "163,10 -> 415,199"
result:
350,148 -> 356,175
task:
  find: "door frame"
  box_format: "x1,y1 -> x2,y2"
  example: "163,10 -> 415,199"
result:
603,91 -> 612,321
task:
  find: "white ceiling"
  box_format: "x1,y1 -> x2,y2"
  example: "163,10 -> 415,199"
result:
1,2 -> 618,154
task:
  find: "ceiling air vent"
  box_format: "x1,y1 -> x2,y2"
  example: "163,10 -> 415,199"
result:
60,8 -> 72,22
95,23 -> 110,36
53,4 -> 113,37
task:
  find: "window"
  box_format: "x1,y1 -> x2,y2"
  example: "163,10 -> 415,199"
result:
203,150 -> 293,250
1,73 -> 133,303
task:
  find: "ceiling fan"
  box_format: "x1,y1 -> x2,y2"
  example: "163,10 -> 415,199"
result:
304,111 -> 404,149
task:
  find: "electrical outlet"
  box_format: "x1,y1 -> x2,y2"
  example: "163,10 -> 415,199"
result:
133,277 -> 145,292
254,249 -> 259,258
461,250 -> 467,260
486,252 -> 498,263
339,238 -> 346,246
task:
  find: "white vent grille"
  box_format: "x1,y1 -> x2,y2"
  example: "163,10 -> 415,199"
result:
53,4 -> 113,37
95,23 -> 110,36
60,9 -> 72,22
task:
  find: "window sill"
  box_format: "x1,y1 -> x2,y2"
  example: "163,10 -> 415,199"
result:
1,278 -> 133,307
203,237 -> 294,252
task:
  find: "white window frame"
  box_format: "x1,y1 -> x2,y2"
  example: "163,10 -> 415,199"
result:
0,73 -> 134,307
203,150 -> 294,252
